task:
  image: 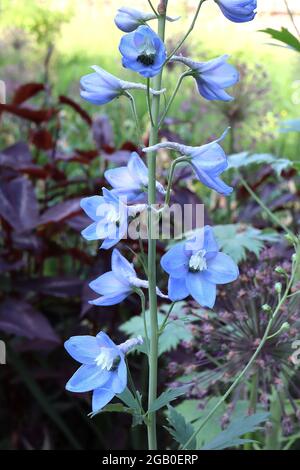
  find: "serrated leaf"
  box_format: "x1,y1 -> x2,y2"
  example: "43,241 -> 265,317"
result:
201,412 -> 269,450
228,152 -> 292,176
117,388 -> 144,427
148,386 -> 188,413
166,405 -> 196,450
212,224 -> 281,264
119,302 -> 195,356
89,403 -> 130,418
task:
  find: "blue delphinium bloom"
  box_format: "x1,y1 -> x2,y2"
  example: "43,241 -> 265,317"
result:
172,55 -> 239,101
161,226 -> 239,308
105,152 -> 165,202
215,0 -> 257,23
80,66 -> 164,106
89,249 -> 167,306
143,129 -> 233,196
65,332 -> 143,412
119,25 -> 166,78
115,7 -> 156,32
80,188 -> 129,250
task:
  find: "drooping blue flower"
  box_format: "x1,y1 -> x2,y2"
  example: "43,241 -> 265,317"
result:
115,7 -> 156,32
65,331 -> 143,412
215,0 -> 257,23
80,66 -> 165,106
172,55 -> 239,101
143,129 -> 233,196
105,152 -> 165,202
80,188 -> 130,250
89,249 -> 167,306
161,226 -> 239,308
119,25 -> 166,78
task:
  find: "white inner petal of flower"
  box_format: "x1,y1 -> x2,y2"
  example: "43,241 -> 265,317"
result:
106,206 -> 120,224
95,348 -> 116,370
188,249 -> 207,273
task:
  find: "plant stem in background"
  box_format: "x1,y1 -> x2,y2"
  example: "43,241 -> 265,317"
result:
182,247 -> 300,449
146,2 -> 168,451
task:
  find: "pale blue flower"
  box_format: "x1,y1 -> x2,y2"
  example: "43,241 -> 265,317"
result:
115,7 -> 156,32
172,55 -> 239,101
105,152 -> 165,202
119,25 -> 166,78
65,331 -> 143,412
161,226 -> 239,308
80,66 -> 165,106
215,0 -> 257,23
143,129 -> 233,196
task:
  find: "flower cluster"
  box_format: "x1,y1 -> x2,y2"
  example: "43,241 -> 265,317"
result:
64,0 -> 257,418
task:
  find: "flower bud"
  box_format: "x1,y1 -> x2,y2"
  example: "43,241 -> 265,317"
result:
262,304 -> 272,312
275,282 -> 282,294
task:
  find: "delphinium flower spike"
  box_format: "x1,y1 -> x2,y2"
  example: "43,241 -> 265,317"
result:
65,331 -> 143,412
143,129 -> 233,196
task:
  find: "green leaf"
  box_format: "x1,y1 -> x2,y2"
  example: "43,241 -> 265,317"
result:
228,152 -> 293,176
89,403 -> 130,418
148,386 -> 188,413
117,388 -> 144,427
120,302 -> 195,356
201,412 -> 269,450
260,27 -> 300,52
165,405 -> 196,450
212,224 -> 281,264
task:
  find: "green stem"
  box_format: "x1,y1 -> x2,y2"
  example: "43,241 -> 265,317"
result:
159,72 -> 190,127
125,91 -> 142,144
164,157 -> 188,205
238,171 -> 294,238
148,0 -> 159,17
159,301 -> 176,334
146,78 -> 154,127
165,0 -> 206,63
147,6 -> 168,451
182,249 -> 299,449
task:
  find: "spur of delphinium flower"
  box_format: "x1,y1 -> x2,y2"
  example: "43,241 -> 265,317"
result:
160,225 -> 239,308
214,0 -> 257,23
80,188 -> 146,249
80,65 -> 165,106
105,152 -> 166,202
143,129 -> 233,196
119,25 -> 166,78
171,55 -> 239,101
89,248 -> 167,306
65,331 -> 143,412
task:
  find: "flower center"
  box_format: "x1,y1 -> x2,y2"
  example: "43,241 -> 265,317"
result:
106,206 -> 120,225
137,38 -> 156,66
188,249 -> 207,273
95,348 -> 120,371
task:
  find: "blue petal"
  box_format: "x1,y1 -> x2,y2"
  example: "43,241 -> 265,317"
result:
111,249 -> 137,282
92,382 -> 115,412
186,272 -> 216,308
90,292 -> 130,306
204,252 -> 239,284
89,271 -> 130,296
81,222 -> 99,241
64,336 -> 100,364
160,241 -> 188,278
128,152 -> 148,186
96,331 -> 118,350
203,225 -> 219,257
105,166 -> 140,192
168,276 -> 189,301
66,364 -> 111,392
80,196 -> 104,221
112,357 -> 127,393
